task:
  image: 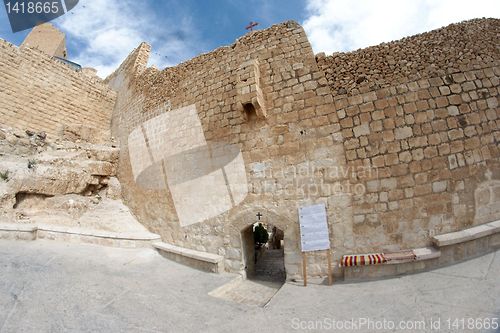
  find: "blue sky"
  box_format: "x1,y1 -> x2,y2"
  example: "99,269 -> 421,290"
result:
1,0 -> 498,77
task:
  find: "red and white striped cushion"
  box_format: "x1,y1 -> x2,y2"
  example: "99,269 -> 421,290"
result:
341,253 -> 386,266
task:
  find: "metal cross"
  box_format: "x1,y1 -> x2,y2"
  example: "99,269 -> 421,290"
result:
245,21 -> 259,31
256,212 -> 263,220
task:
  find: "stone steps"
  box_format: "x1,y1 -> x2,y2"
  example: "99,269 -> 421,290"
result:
254,248 -> 285,282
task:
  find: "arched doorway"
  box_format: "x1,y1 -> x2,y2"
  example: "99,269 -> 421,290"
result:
240,218 -> 286,282
208,208 -> 296,306
229,207 -> 297,280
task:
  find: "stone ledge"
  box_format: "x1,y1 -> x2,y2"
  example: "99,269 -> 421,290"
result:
36,224 -> 161,241
0,223 -> 38,241
413,247 -> 441,260
0,223 -> 161,248
341,247 -> 441,267
343,231 -> 499,281
432,220 -> 500,247
153,242 -> 224,273
342,247 -> 441,281
0,223 -> 37,232
385,247 -> 441,265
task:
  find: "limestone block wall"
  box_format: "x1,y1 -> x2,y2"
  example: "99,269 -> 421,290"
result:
317,18 -> 499,97
319,18 -> 500,253
332,66 -> 499,253
20,23 -> 67,58
474,175 -> 500,224
108,21 -> 351,279
0,39 -> 116,142
110,18 -> 499,279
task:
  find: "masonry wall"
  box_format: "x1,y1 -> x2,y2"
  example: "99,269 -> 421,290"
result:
108,21 -> 350,279
21,23 -> 67,58
317,18 -> 499,96
332,66 -> 499,253
110,18 -> 499,279
0,39 -> 116,142
319,18 -> 500,252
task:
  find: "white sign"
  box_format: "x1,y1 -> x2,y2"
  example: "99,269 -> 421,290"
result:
298,203 -> 330,252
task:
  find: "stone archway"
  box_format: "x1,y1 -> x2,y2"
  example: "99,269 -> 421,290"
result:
240,222 -> 286,281
229,207 -> 299,281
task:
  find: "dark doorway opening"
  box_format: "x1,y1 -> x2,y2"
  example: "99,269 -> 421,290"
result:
241,222 -> 285,283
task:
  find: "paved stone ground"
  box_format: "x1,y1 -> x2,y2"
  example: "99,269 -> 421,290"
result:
209,277 -> 282,307
0,240 -> 499,333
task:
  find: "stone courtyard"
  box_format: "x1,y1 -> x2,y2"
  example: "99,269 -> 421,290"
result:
0,240 -> 498,332
1,18 -> 498,283
0,12 -> 499,333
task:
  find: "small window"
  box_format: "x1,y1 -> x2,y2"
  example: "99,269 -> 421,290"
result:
243,103 -> 257,121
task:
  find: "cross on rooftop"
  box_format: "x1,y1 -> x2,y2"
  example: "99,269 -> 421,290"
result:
256,212 -> 263,220
246,21 -> 259,31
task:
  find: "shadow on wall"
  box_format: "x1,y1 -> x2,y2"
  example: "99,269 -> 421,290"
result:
474,169 -> 500,225
127,104 -> 248,227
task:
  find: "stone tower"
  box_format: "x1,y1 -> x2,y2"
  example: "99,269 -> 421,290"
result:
21,23 -> 67,59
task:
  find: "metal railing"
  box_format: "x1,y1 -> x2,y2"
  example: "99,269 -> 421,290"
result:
52,56 -> 82,72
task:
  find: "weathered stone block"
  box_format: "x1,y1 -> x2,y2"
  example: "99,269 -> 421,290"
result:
432,181 -> 448,193
353,124 -> 370,137
395,127 -> 413,140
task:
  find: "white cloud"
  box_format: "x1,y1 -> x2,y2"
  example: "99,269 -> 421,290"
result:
56,0 -> 202,78
303,0 -> 500,54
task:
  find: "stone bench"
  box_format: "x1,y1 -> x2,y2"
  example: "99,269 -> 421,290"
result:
432,220 -> 500,247
153,242 -> 224,273
386,247 -> 441,264
0,223 -> 37,240
343,220 -> 500,281
341,246 -> 441,266
342,247 -> 441,281
0,223 -> 161,248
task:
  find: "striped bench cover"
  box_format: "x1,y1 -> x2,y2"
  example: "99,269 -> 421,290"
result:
341,253 -> 386,267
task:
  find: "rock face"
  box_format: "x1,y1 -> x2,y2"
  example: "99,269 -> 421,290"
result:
0,126 -> 136,233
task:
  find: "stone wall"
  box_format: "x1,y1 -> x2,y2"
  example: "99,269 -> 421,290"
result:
109,21 -> 350,279
317,18 -> 499,97
110,18 -> 499,280
0,39 -> 116,142
317,18 -> 500,253
20,23 -> 67,58
105,42 -> 151,139
333,65 -> 499,253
